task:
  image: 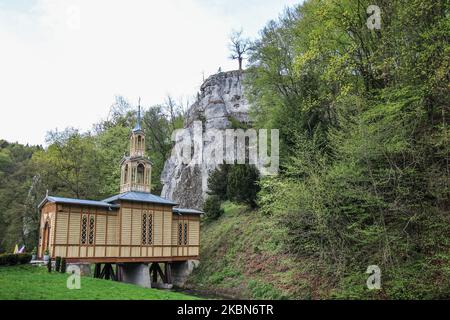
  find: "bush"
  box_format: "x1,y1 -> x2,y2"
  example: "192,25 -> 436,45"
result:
0,253 -> 32,266
60,258 -> 67,273
47,258 -> 52,273
208,164 -> 260,207
207,164 -> 229,200
55,256 -> 61,272
203,196 -> 224,220
227,164 -> 260,207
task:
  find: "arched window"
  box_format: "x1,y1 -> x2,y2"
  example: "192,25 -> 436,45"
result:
124,164 -> 129,184
137,135 -> 142,150
137,163 -> 145,184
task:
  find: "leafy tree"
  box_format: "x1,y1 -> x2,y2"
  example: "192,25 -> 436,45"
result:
0,140 -> 41,253
249,0 -> 449,297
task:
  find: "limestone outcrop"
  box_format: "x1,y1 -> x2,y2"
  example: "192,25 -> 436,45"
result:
160,70 -> 250,210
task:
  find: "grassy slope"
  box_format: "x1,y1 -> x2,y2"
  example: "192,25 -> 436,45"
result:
188,202 -> 450,300
0,265 -> 198,300
187,202 -> 332,299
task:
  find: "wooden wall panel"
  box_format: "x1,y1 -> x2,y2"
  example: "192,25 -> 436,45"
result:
131,210 -> 141,246
189,220 -> 200,246
121,246 -> 130,257
95,215 -> 106,245
68,246 -> 79,257
171,219 -> 178,245
95,246 -> 106,257
88,246 -> 94,257
153,247 -> 162,257
106,246 -> 119,256
55,212 -> 68,244
49,212 -> 56,255
154,211 -> 163,245
163,247 -> 171,257
163,211 -> 172,246
55,246 -> 65,257
189,247 -> 199,256
80,246 -> 86,257
68,213 -> 81,244
121,208 -> 132,245
131,247 -> 140,257
107,215 -> 118,245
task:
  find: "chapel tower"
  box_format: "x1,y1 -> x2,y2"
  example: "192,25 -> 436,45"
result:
120,103 -> 152,193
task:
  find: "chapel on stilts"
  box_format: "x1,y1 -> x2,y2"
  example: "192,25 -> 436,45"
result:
37,104 -> 202,288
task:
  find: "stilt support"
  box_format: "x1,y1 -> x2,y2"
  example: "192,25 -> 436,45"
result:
149,262 -> 172,286
93,263 -> 117,281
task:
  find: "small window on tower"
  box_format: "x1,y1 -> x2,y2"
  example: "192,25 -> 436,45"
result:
124,164 -> 129,184
137,163 -> 145,184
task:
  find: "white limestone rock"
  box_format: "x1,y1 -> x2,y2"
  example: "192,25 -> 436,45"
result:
160,70 -> 250,210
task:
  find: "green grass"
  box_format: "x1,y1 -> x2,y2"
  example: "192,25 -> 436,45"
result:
187,201 -> 323,299
0,265 -> 199,300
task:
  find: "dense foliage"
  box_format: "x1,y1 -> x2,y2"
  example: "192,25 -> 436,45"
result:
203,195 -> 225,220
0,140 -> 43,253
207,164 -> 260,208
0,96 -> 184,254
0,253 -> 32,266
246,0 -> 449,298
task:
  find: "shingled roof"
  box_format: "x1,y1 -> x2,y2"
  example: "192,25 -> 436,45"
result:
38,196 -> 120,210
102,191 -> 178,206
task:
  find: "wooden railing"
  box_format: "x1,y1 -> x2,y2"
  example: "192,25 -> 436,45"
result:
120,183 -> 151,193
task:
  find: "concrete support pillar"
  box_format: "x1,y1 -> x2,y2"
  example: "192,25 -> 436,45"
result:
171,260 -> 200,288
66,263 -> 91,276
118,263 -> 151,288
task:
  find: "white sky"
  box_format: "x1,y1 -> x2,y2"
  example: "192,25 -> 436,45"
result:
0,0 -> 299,146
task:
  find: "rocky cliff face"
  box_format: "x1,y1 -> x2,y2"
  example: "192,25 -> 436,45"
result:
160,70 -> 250,210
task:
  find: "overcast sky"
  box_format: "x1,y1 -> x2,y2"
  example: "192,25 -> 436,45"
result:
0,0 -> 299,146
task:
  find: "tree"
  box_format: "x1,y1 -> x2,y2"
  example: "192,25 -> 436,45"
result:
249,0 -> 450,298
203,195 -> 224,221
33,129 -> 103,199
207,164 -> 230,200
229,29 -> 251,71
226,165 -> 260,207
